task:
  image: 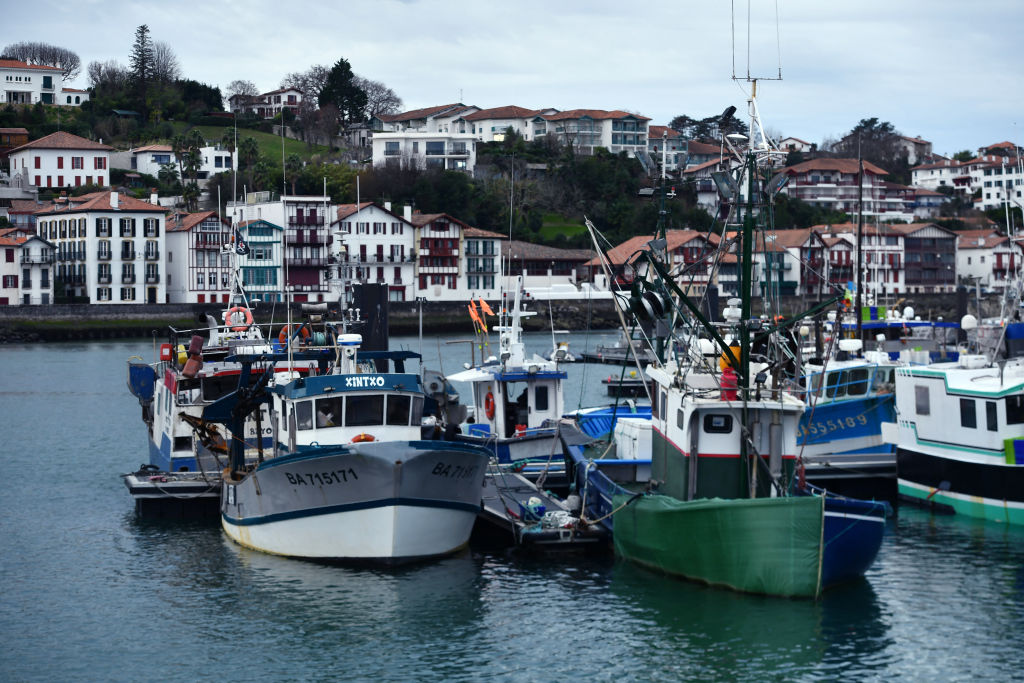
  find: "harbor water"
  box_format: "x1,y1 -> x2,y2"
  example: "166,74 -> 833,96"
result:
2,335 -> 1024,681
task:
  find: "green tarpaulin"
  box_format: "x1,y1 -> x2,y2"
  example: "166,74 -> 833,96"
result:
612,493 -> 825,598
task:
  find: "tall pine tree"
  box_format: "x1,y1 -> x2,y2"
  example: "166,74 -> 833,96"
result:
129,24 -> 154,115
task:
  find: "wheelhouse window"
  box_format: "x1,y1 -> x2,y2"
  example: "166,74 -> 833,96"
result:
386,395 -> 411,426
346,395 -> 384,427
1006,395 -> 1024,425
987,401 -> 998,431
847,368 -> 869,396
296,400 -> 313,431
704,414 -> 733,434
826,371 -> 846,399
535,385 -> 549,412
316,397 -> 343,427
959,398 -> 977,429
915,385 -> 930,415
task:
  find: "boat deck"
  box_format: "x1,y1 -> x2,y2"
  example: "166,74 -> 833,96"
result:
473,470 -> 608,551
122,469 -> 222,519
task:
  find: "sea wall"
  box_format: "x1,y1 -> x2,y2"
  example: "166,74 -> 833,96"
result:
0,291 -> 986,343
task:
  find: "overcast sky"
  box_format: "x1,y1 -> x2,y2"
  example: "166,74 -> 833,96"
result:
8,0 -> 1023,158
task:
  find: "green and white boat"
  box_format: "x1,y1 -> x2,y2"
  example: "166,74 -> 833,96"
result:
887,334 -> 1024,524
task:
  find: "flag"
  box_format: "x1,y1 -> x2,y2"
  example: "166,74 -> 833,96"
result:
478,297 -> 495,316
233,227 -> 250,256
468,303 -> 484,330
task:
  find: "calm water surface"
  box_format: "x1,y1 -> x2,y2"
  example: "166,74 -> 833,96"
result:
1,334 -> 1023,681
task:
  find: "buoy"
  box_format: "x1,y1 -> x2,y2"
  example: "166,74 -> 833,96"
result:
224,306 -> 254,332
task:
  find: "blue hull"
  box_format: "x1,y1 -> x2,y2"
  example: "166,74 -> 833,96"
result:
820,495 -> 887,587
798,394 -> 895,455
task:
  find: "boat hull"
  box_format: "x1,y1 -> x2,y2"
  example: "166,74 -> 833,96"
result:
221,440 -> 490,561
612,493 -> 827,598
897,446 -> 1024,524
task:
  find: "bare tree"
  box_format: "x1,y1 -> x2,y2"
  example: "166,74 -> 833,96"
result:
151,41 -> 181,82
280,64 -> 330,101
226,79 -> 259,100
354,76 -> 402,120
1,41 -> 81,81
87,59 -> 130,95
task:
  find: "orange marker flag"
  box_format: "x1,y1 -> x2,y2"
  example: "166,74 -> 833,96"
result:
478,297 -> 495,317
468,303 -> 485,332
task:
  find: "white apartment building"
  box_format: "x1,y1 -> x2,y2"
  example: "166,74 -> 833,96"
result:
374,104 -> 480,173
113,144 -> 236,184
34,191 -> 166,304
461,105 -> 557,143
911,158 -> 970,192
972,155 -> 1023,211
1,59 -> 63,105
0,234 -> 54,305
8,131 -> 112,190
539,109 -> 650,158
957,229 -> 1020,290
332,202 -> 416,302
781,158 -> 915,223
165,211 -> 234,304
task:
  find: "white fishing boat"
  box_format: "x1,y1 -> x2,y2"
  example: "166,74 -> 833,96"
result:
205,331 -> 491,562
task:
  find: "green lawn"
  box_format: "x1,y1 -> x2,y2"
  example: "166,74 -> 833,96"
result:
169,122 -> 329,165
539,213 -> 587,240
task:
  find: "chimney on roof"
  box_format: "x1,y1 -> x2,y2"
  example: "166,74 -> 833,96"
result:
404,205 -> 412,222
150,189 -> 158,205
111,191 -> 119,209
384,201 -> 392,212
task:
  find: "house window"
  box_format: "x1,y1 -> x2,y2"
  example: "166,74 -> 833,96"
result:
2,275 -> 17,288
94,157 -> 107,170
72,157 -> 83,169
34,156 -> 40,169
57,157 -> 64,169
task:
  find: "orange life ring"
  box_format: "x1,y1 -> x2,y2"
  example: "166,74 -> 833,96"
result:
278,324 -> 311,345
351,433 -> 375,443
224,306 -> 253,332
484,391 -> 496,420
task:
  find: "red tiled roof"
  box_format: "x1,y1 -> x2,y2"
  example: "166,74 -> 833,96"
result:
134,144 -> 173,153
35,191 -> 164,215
542,109 -> 650,122
464,226 -> 507,239
8,199 -> 44,213
262,87 -> 302,96
463,106 -> 544,122
647,126 -> 681,139
0,127 -> 29,135
167,210 -> 226,232
783,158 -> 888,176
379,104 -> 467,123
9,131 -> 113,154
333,202 -> 376,221
682,157 -> 726,175
0,59 -> 61,71
61,87 -> 88,93
685,141 -> 722,156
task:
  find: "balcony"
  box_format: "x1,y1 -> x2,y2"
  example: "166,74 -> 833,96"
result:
285,230 -> 328,245
145,249 -> 160,261
146,273 -> 160,284
287,217 -> 325,228
121,274 -> 136,284
97,250 -> 112,261
22,279 -> 31,288
97,274 -> 112,284
286,256 -> 327,267
21,252 -> 53,264
69,274 -> 85,285
121,251 -> 136,261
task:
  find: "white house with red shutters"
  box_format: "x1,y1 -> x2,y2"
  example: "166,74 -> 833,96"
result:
331,202 -> 416,302
34,191 -> 166,304
7,131 -> 112,191
0,233 -> 55,305
165,210 -> 234,304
